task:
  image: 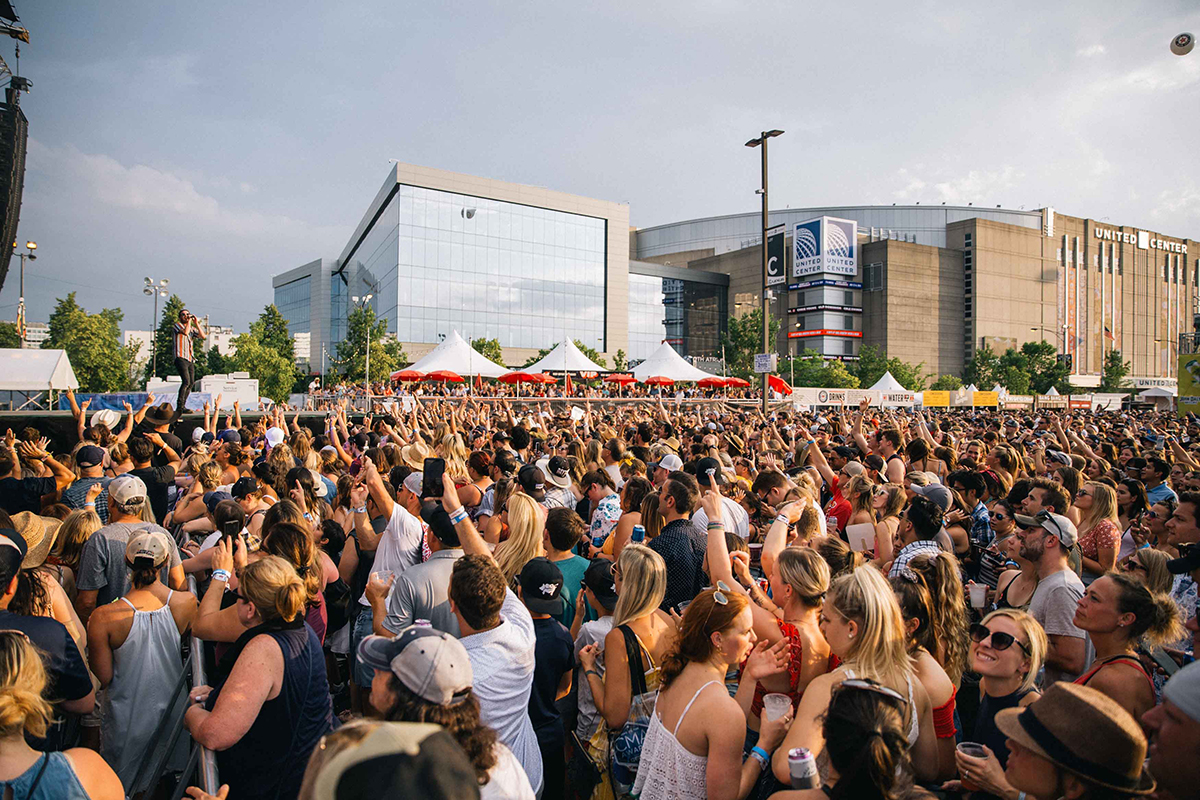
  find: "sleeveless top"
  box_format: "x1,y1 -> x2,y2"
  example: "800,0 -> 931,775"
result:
745,619 -> 838,717
632,680 -> 721,800
1075,654 -> 1154,697
102,592 -> 189,793
206,625 -> 336,799
0,753 -> 89,800
973,687 -> 1034,769
995,573 -> 1033,611
843,669 -> 919,745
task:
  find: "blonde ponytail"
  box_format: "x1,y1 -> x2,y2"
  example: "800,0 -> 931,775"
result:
0,631 -> 52,738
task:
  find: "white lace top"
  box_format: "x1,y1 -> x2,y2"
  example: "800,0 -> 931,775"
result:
631,680 -> 721,800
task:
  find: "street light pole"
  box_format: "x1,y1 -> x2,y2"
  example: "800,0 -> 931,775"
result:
15,241 -> 35,346
746,129 -> 784,414
352,293 -> 374,404
143,277 -> 170,380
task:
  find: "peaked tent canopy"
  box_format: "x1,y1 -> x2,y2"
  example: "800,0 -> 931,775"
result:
1139,387 -> 1177,398
991,383 -> 1008,397
405,330 -> 509,379
867,371 -> 907,393
525,339 -> 608,375
631,342 -> 715,383
1044,386 -> 1060,396
964,384 -> 979,394
0,349 -> 79,391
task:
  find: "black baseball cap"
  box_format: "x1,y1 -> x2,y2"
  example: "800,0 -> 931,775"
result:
518,557 -> 564,615
420,500 -> 460,547
1168,544 -> 1200,575
583,557 -> 619,609
517,464 -> 547,502
231,476 -> 259,500
696,456 -> 725,487
75,445 -> 106,469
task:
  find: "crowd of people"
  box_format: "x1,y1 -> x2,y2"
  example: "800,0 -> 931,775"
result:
0,390 -> 1195,799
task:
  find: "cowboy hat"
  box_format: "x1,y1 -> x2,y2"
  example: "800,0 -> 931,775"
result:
144,403 -> 175,426
10,512 -> 63,570
400,442 -> 432,472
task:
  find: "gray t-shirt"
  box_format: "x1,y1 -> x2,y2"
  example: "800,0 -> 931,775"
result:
1028,567 -> 1087,685
76,521 -> 182,606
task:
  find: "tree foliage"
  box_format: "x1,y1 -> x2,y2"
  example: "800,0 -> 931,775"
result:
613,349 -> 627,372
963,340 -> 1072,395
929,374 -> 963,391
335,305 -> 405,382
1099,349 -> 1131,393
790,355 -> 861,388
43,292 -> 140,392
853,345 -> 929,391
471,337 -> 505,366
721,309 -> 781,380
0,322 -> 18,349
255,304 -> 295,365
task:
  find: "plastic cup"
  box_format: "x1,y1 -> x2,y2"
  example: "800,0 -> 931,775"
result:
957,742 -> 987,791
762,693 -> 792,722
371,570 -> 393,585
748,542 -> 764,565
968,582 -> 987,609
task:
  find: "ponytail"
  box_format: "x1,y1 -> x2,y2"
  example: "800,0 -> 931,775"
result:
824,684 -> 913,800
0,630 -> 52,738
239,555 -> 307,624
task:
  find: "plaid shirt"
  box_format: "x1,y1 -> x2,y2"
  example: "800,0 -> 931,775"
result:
969,501 -> 994,548
890,539 -> 942,579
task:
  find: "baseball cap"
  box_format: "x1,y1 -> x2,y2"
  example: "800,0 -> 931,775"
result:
75,445 -> 106,469
308,469 -> 328,498
1014,510 -> 1078,548
265,427 -> 286,447
1046,450 -> 1072,466
125,529 -> 173,568
651,453 -> 683,473
832,445 -> 857,460
204,491 -> 233,514
537,455 -> 571,489
517,557 -> 565,615
517,465 -> 547,502
192,427 -> 206,443
841,461 -> 866,478
310,721 -> 481,800
231,476 -> 259,500
1167,543 -> 1200,575
491,430 -> 512,443
696,456 -> 725,487
1162,661 -> 1200,725
218,429 -> 241,444
108,474 -> 148,506
912,483 -> 953,512
403,472 -> 423,497
0,529 -> 28,560
357,627 -> 473,706
583,557 -> 619,609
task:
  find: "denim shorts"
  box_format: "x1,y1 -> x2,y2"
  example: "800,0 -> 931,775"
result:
351,604 -> 376,688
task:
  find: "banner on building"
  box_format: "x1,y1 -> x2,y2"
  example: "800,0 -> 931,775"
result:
793,216 -> 859,278
973,391 -> 1000,407
766,224 -> 786,287
921,390 -> 950,408
1179,354 -> 1200,417
1003,395 -> 1035,409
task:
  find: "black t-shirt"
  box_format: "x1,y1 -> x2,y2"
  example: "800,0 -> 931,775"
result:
528,616 -> 575,744
131,422 -> 184,469
0,476 -> 57,515
0,610 -> 91,703
130,465 -> 177,524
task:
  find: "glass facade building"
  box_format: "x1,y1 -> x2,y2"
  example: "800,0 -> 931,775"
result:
627,273 -> 667,362
274,275 -> 312,337
664,278 -> 726,358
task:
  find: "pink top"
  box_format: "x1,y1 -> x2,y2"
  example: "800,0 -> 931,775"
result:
1078,518 -> 1120,560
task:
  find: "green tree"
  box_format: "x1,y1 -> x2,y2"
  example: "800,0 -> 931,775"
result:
0,322 -> 18,348
853,344 -> 928,391
929,374 -> 963,391
790,355 -> 861,388
205,345 -> 233,375
471,337 -> 505,366
1020,341 -> 1069,395
613,349 -> 627,372
43,292 -> 140,392
522,340 -> 609,370
336,305 -> 405,382
230,330 -> 295,404
996,348 -> 1032,396
720,309 -> 781,380
1099,349 -> 1132,393
256,304 -> 295,365
962,342 -> 999,387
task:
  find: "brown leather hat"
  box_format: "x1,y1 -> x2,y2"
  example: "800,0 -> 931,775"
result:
995,682 -> 1155,795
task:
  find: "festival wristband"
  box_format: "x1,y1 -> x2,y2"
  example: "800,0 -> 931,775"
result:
749,746 -> 769,768
774,514 -> 790,526
353,506 -> 368,515
85,502 -> 96,508
448,507 -> 469,525
211,569 -> 231,583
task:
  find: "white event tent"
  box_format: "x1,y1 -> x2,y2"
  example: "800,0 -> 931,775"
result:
405,330 -> 509,379
632,342 -> 714,382
524,339 -> 608,375
1044,386 -> 1060,396
867,371 -> 906,392
0,349 -> 79,410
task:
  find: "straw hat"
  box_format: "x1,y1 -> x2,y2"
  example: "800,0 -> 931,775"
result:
10,512 -> 62,569
995,682 -> 1155,795
400,442 -> 432,472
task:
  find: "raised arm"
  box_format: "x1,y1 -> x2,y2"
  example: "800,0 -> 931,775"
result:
440,472 -> 492,560
852,397 -> 871,455
1170,435 -> 1199,470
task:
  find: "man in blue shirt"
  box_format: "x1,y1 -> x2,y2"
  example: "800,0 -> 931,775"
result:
1144,457 -> 1180,506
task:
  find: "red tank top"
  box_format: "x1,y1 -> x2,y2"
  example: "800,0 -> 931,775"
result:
1075,654 -> 1154,697
743,619 -> 838,716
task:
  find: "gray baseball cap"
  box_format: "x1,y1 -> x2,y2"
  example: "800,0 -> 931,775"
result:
1014,510 -> 1078,547
357,627 -> 473,706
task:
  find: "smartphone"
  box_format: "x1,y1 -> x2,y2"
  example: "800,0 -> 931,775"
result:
422,457 -> 446,498
221,519 -> 242,542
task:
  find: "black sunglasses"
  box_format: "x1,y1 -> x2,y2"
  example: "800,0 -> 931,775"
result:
969,622 -> 1030,655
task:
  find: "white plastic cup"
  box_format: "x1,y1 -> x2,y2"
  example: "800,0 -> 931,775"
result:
762,693 -> 792,721
371,570 -> 393,585
969,582 -> 987,609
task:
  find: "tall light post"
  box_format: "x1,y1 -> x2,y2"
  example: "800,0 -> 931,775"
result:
14,241 -> 35,346
143,277 -> 169,379
746,129 -> 784,413
351,294 -> 374,399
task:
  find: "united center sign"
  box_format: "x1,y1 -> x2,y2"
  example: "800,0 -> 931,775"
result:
1093,226 -> 1187,254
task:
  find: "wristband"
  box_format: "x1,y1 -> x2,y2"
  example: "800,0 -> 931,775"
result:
211,569 -> 231,583
85,502 -> 96,508
706,521 -> 724,530
774,514 -> 790,526
353,506 -> 368,515
449,507 -> 469,525
749,746 -> 770,768
584,668 -> 602,680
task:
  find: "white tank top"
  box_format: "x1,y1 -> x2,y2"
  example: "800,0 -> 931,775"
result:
631,680 -> 721,800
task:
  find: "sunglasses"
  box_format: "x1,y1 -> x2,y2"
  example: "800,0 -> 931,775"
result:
701,580 -> 732,626
992,512 -> 1010,522
1125,560 -> 1147,573
1076,490 -> 1092,498
969,622 -> 1031,655
837,678 -> 907,706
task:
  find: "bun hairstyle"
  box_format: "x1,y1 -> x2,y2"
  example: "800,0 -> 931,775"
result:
261,522 -> 323,607
815,535 -> 864,578
659,588 -> 750,690
823,682 -> 914,800
0,630 -> 52,739
1106,571 -> 1185,646
776,547 -> 831,609
239,555 -> 306,624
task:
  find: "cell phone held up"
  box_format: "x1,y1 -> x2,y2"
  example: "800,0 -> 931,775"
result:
422,458 -> 446,499
221,519 -> 242,542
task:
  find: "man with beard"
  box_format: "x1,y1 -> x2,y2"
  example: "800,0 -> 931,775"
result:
1016,510 -> 1088,684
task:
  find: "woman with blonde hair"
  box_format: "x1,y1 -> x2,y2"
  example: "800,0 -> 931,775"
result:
948,609 -> 1047,797
844,474 -> 876,528
48,508 -> 102,601
773,565 -> 938,785
169,459 -> 223,526
1124,547 -> 1173,594
493,492 -> 544,585
0,630 -> 122,799
438,433 -> 471,485
584,439 -> 604,474
577,544 -> 674,796
1074,481 -> 1121,584
185,552 -> 335,800
871,483 -> 906,566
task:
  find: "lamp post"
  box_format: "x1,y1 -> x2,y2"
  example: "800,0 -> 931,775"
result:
14,241 -> 35,346
746,129 -> 784,413
143,277 -> 170,380
351,294 -> 374,401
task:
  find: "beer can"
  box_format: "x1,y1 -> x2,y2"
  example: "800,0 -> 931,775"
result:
788,747 -> 818,789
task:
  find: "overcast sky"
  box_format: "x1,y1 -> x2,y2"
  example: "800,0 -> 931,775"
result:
3,0 -> 1198,331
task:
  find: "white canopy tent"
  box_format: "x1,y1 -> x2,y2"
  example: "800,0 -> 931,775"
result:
991,383 -> 1008,397
632,342 -> 714,383
0,349 -> 79,410
867,371 -> 906,392
1138,386 -> 1175,412
1045,386 -> 1060,396
524,339 -> 608,375
405,330 -> 509,379
964,384 -> 979,394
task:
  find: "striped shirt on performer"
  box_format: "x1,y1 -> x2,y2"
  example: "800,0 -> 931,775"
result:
174,322 -> 195,362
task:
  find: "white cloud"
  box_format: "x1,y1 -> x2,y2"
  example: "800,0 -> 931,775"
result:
889,166 -> 1021,206
1151,184 -> 1200,221
1076,44 -> 1106,57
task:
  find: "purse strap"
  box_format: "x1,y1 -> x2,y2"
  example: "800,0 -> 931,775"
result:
619,624 -> 648,697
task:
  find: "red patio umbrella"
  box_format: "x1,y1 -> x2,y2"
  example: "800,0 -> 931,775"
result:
768,374 -> 793,395
424,370 -> 463,383
725,377 -> 751,388
497,371 -> 537,384
697,376 -> 729,389
391,369 -> 424,382
603,374 -> 636,385
643,375 -> 675,386
535,373 -> 558,384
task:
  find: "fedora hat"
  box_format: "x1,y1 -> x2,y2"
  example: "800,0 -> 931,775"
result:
10,512 -> 62,569
995,682 -> 1155,795
400,442 -> 432,472
144,403 -> 175,425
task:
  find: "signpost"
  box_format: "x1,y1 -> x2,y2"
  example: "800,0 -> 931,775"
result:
754,353 -> 778,374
